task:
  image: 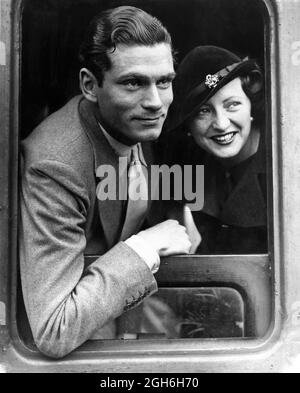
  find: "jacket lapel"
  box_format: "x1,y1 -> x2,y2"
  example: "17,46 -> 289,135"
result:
140,141 -> 157,214
201,139 -> 267,228
221,139 -> 267,227
220,170 -> 267,227
79,98 -> 124,248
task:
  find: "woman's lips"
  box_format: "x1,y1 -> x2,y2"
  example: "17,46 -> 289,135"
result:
210,131 -> 238,145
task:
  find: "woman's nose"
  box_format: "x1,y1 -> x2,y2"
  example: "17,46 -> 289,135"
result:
212,109 -> 231,131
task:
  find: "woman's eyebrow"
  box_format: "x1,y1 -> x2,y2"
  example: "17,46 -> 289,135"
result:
223,96 -> 243,103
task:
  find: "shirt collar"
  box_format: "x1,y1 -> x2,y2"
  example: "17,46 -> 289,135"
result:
99,122 -> 147,166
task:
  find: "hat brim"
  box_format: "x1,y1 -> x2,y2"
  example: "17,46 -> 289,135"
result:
178,59 -> 258,128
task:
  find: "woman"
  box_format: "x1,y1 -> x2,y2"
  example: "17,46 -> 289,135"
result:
165,46 -> 267,254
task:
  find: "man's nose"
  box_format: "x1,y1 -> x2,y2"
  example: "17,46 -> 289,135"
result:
142,85 -> 163,111
212,109 -> 231,131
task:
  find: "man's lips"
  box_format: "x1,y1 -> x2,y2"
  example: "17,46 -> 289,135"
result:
133,114 -> 164,121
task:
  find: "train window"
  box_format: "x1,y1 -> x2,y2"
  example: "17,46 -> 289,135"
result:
14,0 -> 272,357
118,287 -> 245,339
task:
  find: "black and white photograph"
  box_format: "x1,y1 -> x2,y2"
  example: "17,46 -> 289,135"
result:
0,0 -> 300,374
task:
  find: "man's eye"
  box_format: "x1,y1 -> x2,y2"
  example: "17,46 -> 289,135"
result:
122,79 -> 141,89
157,79 -> 172,89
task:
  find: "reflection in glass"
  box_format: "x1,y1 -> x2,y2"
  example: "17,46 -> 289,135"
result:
118,288 -> 244,339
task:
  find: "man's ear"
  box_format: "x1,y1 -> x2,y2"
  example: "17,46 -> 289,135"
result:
79,68 -> 99,103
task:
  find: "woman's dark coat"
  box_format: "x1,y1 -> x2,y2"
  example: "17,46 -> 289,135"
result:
162,129 -> 268,254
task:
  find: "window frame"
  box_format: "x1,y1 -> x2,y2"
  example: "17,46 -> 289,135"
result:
1,0 -> 293,372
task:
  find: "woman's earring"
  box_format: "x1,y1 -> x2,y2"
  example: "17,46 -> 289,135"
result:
250,116 -> 254,122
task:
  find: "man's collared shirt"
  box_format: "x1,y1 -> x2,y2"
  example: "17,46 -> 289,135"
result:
99,122 -> 160,274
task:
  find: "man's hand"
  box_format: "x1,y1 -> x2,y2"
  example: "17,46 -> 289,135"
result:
138,219 -> 192,257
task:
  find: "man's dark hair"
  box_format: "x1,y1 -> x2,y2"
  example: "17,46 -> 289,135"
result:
79,6 -> 173,85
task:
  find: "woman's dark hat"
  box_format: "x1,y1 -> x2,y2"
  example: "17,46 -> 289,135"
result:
168,46 -> 258,130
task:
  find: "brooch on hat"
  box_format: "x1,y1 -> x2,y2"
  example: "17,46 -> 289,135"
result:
205,74 -> 220,89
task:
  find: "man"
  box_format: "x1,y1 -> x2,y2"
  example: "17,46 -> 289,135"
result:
19,6 -> 191,358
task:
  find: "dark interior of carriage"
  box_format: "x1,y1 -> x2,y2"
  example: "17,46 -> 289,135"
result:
21,0 -> 265,139
17,0 -> 271,350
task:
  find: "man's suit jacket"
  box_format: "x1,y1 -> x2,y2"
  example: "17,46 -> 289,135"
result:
19,95 -> 157,359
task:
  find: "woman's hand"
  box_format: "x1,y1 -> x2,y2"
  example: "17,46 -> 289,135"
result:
181,205 -> 202,253
167,203 -> 202,254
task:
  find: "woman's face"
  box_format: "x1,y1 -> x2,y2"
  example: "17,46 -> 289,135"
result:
188,77 -> 252,161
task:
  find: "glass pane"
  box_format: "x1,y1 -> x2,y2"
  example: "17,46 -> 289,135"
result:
117,288 -> 245,339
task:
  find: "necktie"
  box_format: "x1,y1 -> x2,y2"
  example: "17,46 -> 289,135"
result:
120,145 -> 148,241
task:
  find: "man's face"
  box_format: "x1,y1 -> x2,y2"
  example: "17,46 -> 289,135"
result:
95,43 -> 175,145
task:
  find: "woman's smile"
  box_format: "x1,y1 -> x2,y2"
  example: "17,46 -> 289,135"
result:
210,131 -> 238,145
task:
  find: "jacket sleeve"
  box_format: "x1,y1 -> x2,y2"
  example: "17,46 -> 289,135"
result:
19,158 -> 157,359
